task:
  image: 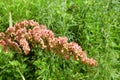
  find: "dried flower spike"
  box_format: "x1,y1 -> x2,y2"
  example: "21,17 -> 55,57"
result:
0,20 -> 97,66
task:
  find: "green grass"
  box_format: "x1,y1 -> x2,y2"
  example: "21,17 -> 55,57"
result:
0,0 -> 120,80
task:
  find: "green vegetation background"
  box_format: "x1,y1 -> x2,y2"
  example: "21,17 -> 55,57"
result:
0,0 -> 120,80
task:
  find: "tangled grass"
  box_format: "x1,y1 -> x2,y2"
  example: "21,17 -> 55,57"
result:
0,0 -> 120,80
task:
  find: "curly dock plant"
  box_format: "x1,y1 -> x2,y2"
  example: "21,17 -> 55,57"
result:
0,19 -> 97,66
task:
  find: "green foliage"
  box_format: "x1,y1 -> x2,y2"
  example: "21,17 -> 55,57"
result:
0,47 -> 27,80
0,0 -> 120,80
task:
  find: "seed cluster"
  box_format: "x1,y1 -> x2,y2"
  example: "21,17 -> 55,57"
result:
0,20 -> 97,66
